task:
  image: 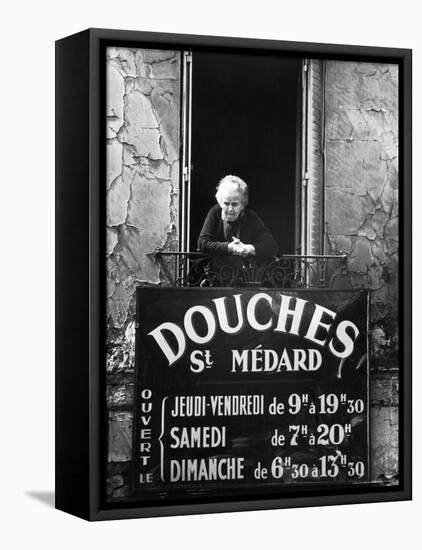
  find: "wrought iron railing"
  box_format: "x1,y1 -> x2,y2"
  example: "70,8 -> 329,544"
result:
146,249 -> 347,289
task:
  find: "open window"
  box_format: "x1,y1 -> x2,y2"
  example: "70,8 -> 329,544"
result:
181,50 -> 303,256
176,53 -> 335,288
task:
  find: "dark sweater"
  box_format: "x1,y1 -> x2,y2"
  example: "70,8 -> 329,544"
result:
197,205 -> 278,258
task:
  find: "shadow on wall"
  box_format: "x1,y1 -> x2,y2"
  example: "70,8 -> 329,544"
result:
25,491 -> 55,508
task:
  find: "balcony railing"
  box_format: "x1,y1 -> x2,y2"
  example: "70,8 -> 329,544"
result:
146,249 -> 347,289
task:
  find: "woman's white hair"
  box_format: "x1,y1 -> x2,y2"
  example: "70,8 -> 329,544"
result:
215,175 -> 249,206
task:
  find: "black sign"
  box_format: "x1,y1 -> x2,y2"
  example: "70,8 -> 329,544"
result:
133,288 -> 369,500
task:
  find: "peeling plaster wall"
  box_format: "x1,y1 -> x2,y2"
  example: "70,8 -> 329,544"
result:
107,47 -> 180,329
106,47 -> 181,499
324,61 -> 399,480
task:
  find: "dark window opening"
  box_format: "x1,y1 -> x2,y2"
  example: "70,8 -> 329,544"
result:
190,51 -> 302,256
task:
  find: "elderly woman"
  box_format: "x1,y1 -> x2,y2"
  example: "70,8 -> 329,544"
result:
198,175 -> 278,258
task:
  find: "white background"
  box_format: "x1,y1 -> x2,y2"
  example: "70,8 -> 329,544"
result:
0,0 -> 419,548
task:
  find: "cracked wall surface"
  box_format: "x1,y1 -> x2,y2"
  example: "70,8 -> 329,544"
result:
107,46 -> 180,329
324,61 -> 399,481
106,47 -> 181,500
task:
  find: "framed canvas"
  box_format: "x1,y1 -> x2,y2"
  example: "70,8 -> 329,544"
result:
55,28 -> 412,520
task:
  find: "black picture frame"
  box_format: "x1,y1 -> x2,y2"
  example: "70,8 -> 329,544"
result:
55,28 -> 412,521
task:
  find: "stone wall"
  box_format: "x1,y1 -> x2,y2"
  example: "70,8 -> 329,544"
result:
324,61 -> 399,480
106,47 -> 181,499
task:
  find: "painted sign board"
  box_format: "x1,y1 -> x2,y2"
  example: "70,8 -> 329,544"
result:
133,287 -> 369,502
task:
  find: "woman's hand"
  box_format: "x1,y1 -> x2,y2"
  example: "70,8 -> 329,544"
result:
228,238 -> 256,257
241,244 -> 256,256
228,238 -> 243,255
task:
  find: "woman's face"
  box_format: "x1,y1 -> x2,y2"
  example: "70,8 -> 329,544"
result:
220,189 -> 244,222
